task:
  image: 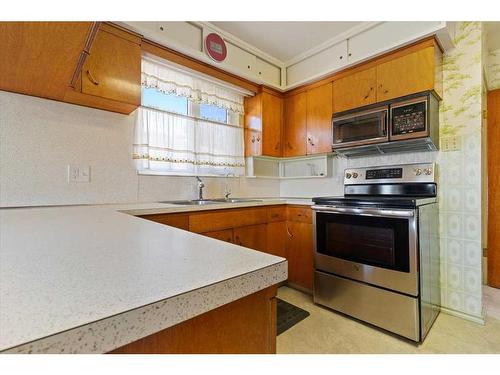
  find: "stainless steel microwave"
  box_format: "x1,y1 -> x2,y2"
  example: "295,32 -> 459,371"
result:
332,91 -> 440,157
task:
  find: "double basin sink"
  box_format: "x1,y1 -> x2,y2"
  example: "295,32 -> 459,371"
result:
160,198 -> 263,206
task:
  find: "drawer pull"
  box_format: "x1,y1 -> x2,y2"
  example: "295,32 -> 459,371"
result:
286,227 -> 293,238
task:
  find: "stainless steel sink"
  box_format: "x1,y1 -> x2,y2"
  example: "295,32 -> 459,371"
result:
209,198 -> 263,203
159,199 -> 220,205
160,198 -> 263,205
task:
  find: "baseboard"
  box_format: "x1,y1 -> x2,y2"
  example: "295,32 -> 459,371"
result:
440,306 -> 486,325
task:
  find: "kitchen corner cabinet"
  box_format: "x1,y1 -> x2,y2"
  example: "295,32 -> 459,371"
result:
283,92 -> 307,157
244,90 -> 283,157
333,67 -> 377,113
64,23 -> 141,114
306,82 -> 333,155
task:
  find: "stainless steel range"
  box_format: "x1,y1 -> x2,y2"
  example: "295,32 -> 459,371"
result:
312,163 -> 440,342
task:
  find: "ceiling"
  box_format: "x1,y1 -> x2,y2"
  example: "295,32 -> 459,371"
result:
210,21 -> 364,62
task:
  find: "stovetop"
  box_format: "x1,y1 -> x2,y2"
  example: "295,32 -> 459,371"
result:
312,195 -> 438,208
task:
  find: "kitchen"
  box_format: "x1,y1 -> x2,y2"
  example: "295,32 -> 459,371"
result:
1,0 -> 500,372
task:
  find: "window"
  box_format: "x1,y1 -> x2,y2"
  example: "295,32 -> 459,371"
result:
134,57 -> 247,176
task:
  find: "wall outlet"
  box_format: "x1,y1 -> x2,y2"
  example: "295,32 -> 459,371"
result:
441,136 -> 461,152
68,165 -> 91,183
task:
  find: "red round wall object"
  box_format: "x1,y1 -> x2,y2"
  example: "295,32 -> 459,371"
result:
205,33 -> 227,62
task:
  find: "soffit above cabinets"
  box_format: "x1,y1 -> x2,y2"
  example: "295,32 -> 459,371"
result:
121,21 -> 456,92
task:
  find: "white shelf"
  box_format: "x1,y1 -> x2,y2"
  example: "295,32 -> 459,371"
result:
246,154 -> 333,179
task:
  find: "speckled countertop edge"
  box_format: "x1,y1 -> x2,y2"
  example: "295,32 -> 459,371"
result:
3,262 -> 287,354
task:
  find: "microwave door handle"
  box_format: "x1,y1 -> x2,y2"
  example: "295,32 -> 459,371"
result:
381,110 -> 388,136
312,205 -> 414,218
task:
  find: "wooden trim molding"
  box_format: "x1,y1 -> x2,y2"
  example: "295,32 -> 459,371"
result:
488,89 -> 500,288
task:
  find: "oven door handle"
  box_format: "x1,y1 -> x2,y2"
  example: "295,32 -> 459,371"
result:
312,205 -> 415,218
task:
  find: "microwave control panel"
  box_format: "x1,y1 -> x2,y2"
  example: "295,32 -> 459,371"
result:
391,101 -> 426,135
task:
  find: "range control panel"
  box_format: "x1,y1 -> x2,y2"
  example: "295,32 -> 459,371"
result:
344,163 -> 436,185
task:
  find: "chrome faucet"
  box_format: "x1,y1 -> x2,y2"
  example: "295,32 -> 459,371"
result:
195,176 -> 205,200
224,172 -> 235,200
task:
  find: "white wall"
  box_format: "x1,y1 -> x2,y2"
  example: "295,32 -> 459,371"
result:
0,91 -> 279,207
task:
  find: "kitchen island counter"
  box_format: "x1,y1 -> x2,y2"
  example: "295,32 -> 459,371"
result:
0,205 -> 287,353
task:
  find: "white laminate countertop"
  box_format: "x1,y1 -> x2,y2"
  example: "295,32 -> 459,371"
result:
0,199 -> 303,353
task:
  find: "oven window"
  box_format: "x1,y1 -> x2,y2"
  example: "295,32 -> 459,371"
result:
316,212 -> 410,272
333,110 -> 387,144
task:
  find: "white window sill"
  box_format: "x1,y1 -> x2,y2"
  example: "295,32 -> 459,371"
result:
137,170 -> 240,178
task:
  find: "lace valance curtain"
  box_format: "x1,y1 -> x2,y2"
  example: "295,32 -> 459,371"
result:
141,57 -> 245,114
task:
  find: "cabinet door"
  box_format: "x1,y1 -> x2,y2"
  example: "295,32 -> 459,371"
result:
286,221 -> 314,291
82,26 -> 141,105
333,67 -> 377,113
203,229 -> 234,243
306,83 -> 333,154
376,46 -> 434,102
0,22 -> 93,100
283,92 -> 307,157
233,224 -> 267,252
262,92 -> 283,157
266,222 -> 286,258
244,129 -> 262,157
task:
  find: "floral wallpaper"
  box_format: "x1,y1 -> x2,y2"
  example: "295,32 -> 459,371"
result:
438,21 -> 484,320
487,48 -> 500,90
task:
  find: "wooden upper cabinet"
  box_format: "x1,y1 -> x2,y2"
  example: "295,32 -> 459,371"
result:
244,89 -> 283,157
80,24 -> 141,106
0,22 -> 94,100
261,92 -> 283,157
376,46 -> 436,102
306,83 -> 333,154
283,92 -> 307,157
333,67 -> 377,113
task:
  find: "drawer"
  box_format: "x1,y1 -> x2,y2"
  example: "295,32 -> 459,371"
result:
189,207 -> 268,233
139,213 -> 190,230
286,205 -> 312,223
267,205 -> 286,222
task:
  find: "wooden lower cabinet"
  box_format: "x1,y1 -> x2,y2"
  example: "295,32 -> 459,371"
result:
233,224 -> 267,252
110,286 -> 277,354
136,205 -> 314,292
266,221 -> 286,258
203,229 -> 234,243
286,221 -> 314,291
138,213 -> 189,230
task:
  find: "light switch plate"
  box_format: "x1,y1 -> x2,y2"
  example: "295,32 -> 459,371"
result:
441,136 -> 461,152
68,165 -> 91,183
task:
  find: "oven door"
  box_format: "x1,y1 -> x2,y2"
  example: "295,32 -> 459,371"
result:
313,206 -> 418,296
332,106 -> 389,149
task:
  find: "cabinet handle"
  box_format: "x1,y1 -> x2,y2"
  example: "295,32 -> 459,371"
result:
86,70 -> 99,86
287,141 -> 292,149
286,227 -> 293,238
348,52 -> 352,57
251,136 -> 256,143
384,89 -> 389,94
256,135 -> 261,142
307,136 -> 315,146
339,56 -> 343,60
